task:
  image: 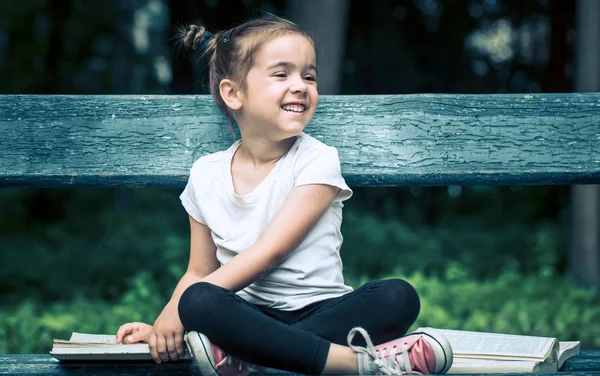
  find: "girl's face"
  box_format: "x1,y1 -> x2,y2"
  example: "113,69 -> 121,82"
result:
237,33 -> 318,142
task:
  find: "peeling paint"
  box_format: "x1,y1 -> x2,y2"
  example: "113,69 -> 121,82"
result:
1,94 -> 599,187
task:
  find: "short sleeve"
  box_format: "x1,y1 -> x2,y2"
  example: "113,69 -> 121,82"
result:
179,165 -> 206,224
294,145 -> 353,202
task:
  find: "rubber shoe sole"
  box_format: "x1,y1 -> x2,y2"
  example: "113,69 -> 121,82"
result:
410,328 -> 454,374
185,331 -> 220,376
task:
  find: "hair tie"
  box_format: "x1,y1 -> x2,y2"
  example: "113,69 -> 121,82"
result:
222,27 -> 236,43
198,30 -> 213,51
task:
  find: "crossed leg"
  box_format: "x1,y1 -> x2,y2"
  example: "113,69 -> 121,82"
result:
178,279 -> 420,374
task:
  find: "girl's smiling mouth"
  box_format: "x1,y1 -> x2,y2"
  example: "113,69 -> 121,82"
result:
281,103 -> 308,115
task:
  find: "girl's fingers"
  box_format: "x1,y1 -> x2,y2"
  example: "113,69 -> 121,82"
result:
175,332 -> 186,359
140,325 -> 154,343
116,322 -> 151,343
149,333 -> 160,363
166,334 -> 179,361
116,323 -> 135,344
156,335 -> 170,363
124,325 -> 153,344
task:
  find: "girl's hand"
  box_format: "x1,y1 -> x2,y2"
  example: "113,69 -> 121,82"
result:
115,322 -> 153,344
149,300 -> 186,363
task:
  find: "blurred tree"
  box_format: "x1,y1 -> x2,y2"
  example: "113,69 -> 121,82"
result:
0,0 -> 170,94
569,0 -> 600,288
0,0 -> 587,306
286,0 -> 349,95
543,0 -> 574,93
45,0 -> 71,93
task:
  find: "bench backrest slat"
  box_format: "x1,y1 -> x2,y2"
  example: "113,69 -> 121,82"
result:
1,94 -> 599,187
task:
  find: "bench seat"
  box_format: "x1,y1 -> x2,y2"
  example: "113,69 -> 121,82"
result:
1,352 -> 600,375
0,354 -> 201,375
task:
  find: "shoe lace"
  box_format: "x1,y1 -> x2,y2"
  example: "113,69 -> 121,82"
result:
347,327 -> 413,375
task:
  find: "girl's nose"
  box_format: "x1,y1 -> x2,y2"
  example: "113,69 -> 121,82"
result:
290,75 -> 308,93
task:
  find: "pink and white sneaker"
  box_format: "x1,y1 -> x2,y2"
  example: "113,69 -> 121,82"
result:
184,331 -> 259,376
348,327 -> 453,375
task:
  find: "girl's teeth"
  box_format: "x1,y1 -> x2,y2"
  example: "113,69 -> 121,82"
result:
283,105 -> 305,112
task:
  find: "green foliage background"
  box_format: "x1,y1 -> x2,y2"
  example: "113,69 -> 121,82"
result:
1,0 -> 597,356
1,186 -> 598,354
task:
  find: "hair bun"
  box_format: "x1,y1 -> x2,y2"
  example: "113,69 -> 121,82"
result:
183,24 -> 207,50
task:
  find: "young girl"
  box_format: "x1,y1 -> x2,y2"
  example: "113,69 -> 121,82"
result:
116,15 -> 453,375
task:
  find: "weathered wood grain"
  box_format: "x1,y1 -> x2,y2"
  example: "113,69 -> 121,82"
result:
1,94 -> 599,187
0,355 -> 201,375
1,353 -> 600,375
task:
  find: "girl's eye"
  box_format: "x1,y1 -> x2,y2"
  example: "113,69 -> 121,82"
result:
274,73 -> 287,78
304,75 -> 316,81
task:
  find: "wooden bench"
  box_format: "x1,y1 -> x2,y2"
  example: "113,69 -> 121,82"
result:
1,352 -> 600,375
1,93 -> 600,375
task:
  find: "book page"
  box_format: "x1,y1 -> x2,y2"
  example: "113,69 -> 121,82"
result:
417,328 -> 556,361
559,341 -> 580,355
558,341 -> 581,369
51,344 -> 151,354
50,347 -> 154,362
50,352 -> 155,361
53,333 -> 150,354
50,332 -> 192,361
69,332 -> 117,344
448,358 -> 556,374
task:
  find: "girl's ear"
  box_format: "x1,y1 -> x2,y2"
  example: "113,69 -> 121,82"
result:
219,79 -> 242,111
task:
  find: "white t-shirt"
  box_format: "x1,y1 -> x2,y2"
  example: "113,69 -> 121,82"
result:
179,132 -> 354,311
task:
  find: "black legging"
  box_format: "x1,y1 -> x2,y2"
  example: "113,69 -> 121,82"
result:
178,279 -> 420,375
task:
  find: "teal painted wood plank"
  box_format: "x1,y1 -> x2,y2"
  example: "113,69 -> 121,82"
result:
1,94 -> 599,187
0,355 -> 202,375
1,353 -> 600,375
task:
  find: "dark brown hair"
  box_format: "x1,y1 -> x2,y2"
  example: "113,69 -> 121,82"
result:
179,15 -> 314,137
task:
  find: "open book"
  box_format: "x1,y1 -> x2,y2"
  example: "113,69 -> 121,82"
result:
50,332 -> 191,361
417,328 -> 580,374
